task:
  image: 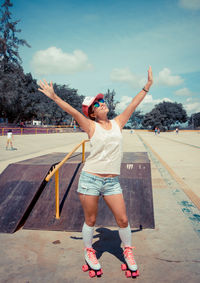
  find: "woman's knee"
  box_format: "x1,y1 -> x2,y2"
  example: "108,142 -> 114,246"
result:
85,216 -> 96,227
116,215 -> 128,228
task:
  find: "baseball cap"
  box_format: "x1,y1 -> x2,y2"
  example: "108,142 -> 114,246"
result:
82,93 -> 104,117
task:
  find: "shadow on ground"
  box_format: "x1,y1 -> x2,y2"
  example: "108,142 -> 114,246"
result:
71,227 -> 140,263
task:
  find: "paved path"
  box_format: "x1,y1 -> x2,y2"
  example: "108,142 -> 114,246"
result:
0,130 -> 200,282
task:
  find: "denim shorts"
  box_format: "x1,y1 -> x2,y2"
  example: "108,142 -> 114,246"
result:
77,171 -> 122,196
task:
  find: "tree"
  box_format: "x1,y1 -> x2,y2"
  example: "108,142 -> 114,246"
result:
104,89 -> 119,119
128,110 -> 144,128
51,84 -> 84,125
188,112 -> 200,128
0,0 -> 30,121
31,83 -> 85,125
0,0 -> 30,68
142,101 -> 188,130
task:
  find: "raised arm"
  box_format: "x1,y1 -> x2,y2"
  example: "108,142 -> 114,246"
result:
115,66 -> 153,129
38,80 -> 92,135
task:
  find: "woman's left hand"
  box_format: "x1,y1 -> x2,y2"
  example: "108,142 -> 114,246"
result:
147,66 -> 153,86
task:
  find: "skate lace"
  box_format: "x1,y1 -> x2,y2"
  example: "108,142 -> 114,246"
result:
86,248 -> 98,264
124,246 -> 136,265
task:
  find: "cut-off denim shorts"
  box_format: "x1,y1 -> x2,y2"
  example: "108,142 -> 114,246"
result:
77,171 -> 122,196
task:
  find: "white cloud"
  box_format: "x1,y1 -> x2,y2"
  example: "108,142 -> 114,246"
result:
139,95 -> 173,113
111,67 -> 184,89
156,68 -> 184,86
174,87 -> 193,96
31,46 -> 92,75
179,0 -> 200,10
142,94 -> 154,104
116,96 -> 132,112
116,94 -> 173,114
184,102 -> 200,114
141,94 -> 172,105
110,67 -> 146,89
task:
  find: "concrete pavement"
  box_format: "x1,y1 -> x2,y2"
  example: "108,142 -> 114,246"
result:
0,130 -> 200,283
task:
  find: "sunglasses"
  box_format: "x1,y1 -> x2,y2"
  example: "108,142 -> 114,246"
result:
93,98 -> 105,108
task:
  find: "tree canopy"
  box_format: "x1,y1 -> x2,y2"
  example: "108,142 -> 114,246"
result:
188,112 -> 200,128
0,0 -> 30,67
0,1 -> 84,124
0,0 -> 31,122
128,110 -> 144,129
35,84 -> 84,125
142,101 -> 188,130
104,89 -> 119,119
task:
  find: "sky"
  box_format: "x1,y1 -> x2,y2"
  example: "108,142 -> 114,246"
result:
9,0 -> 200,115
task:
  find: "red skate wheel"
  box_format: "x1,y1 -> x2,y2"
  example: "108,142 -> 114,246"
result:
96,269 -> 103,276
125,270 -> 132,278
121,263 -> 127,271
82,264 -> 89,272
132,270 -> 140,277
89,270 -> 96,278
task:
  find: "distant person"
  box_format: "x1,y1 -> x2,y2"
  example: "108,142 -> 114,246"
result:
38,66 -> 153,277
175,128 -> 179,135
20,121 -> 25,128
73,121 -> 77,132
154,127 -> 158,135
6,129 -> 14,150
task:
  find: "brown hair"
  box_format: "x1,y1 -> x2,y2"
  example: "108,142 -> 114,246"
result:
88,104 -> 95,120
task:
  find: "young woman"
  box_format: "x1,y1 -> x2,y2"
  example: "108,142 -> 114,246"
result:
38,66 -> 153,275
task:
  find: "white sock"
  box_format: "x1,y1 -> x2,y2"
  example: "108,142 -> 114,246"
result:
82,222 -> 95,248
119,223 -> 132,247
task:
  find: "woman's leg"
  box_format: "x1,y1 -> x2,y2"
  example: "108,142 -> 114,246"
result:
79,194 -> 99,227
103,194 -> 132,247
103,194 -> 138,271
6,140 -> 9,149
103,194 -> 128,228
79,194 -> 99,248
79,194 -> 102,270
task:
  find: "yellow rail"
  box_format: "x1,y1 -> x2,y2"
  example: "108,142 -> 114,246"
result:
45,139 -> 89,219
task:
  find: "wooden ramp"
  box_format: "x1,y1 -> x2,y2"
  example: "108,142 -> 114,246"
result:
23,152 -> 155,232
0,163 -> 49,233
0,153 -> 74,233
0,152 -> 154,233
97,152 -> 155,229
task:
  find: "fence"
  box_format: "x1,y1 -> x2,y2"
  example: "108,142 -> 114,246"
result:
0,126 -> 76,136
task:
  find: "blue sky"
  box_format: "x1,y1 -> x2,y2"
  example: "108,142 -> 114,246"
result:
11,0 -> 200,115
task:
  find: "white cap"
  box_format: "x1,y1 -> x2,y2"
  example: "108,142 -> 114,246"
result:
82,93 -> 104,117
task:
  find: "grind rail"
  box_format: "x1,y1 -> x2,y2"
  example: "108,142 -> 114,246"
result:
45,139 -> 89,219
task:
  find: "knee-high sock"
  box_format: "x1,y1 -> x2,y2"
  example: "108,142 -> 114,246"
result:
119,223 -> 132,247
82,222 -> 95,248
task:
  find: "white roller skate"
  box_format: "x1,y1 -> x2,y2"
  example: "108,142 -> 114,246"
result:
121,246 -> 139,278
82,248 -> 103,278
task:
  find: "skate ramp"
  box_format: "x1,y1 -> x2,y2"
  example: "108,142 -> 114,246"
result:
0,152 -> 154,233
96,152 -> 155,229
24,152 -> 154,231
0,153 -> 77,233
0,163 -> 49,233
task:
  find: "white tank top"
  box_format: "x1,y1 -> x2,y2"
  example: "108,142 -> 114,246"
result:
82,119 -> 123,175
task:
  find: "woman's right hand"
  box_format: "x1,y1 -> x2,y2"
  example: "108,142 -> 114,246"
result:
38,80 -> 57,100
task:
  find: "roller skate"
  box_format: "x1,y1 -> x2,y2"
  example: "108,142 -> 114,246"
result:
121,246 -> 139,278
82,248 -> 103,278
